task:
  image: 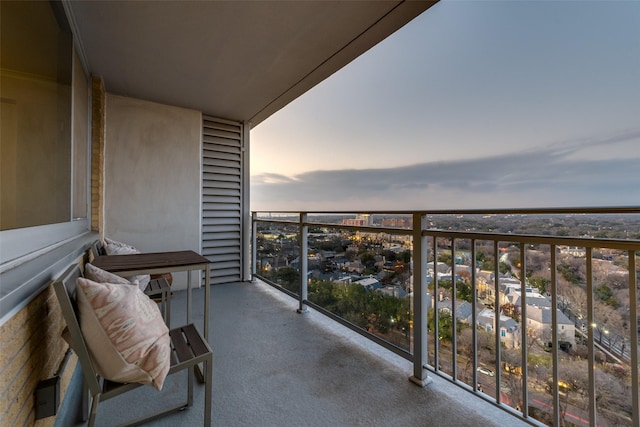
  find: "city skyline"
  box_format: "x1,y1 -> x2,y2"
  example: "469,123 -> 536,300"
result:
250,0 -> 640,211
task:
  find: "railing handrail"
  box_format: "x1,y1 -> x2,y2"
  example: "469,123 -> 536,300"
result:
253,206 -> 640,216
254,211 -> 640,251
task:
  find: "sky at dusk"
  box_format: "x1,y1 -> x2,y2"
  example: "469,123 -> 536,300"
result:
250,0 -> 640,212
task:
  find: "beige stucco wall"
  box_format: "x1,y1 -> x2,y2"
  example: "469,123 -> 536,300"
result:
104,94 -> 202,290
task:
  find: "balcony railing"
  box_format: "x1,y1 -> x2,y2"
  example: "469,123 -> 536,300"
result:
251,208 -> 640,427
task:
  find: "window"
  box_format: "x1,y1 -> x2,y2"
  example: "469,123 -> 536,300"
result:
1,0 -> 78,231
0,0 -> 90,325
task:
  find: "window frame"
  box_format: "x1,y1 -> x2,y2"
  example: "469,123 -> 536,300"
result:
0,2 -> 94,326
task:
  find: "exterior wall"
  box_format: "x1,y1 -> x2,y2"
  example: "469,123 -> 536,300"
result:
104,95 -> 202,290
0,260 -> 82,427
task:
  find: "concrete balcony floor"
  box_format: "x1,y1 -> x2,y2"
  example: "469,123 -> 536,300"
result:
89,279 -> 529,427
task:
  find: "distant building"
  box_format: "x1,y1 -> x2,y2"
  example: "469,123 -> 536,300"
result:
501,283 -> 550,308
437,300 -> 473,324
560,247 -> 586,257
427,261 -> 450,275
354,276 -> 381,291
342,214 -> 373,227
526,306 -> 575,347
505,293 -> 551,309
381,218 -> 408,228
379,286 -> 407,298
436,273 -> 462,283
453,264 -> 472,274
320,250 -> 337,259
346,260 -> 365,274
477,308 -> 520,349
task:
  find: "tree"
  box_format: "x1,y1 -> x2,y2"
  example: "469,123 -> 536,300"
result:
359,251 -> 376,269
438,251 -> 452,266
594,284 -> 620,308
499,261 -> 512,275
275,267 -> 299,293
500,302 -> 519,320
529,276 -> 550,295
398,250 -> 411,264
593,301 -> 624,347
557,279 -> 586,319
456,280 -> 473,303
595,369 -> 632,424
557,256 -> 585,284
457,328 -> 475,383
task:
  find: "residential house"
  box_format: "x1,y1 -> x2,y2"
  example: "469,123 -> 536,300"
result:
437,300 -> 473,324
527,306 -> 576,347
379,286 -> 408,299
477,308 -> 520,349
355,276 -> 382,292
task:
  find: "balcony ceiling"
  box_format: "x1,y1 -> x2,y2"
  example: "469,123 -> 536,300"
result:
66,1 -> 437,127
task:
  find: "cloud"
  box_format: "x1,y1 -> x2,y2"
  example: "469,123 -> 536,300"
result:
254,173 -> 298,184
250,131 -> 640,211
542,128 -> 640,160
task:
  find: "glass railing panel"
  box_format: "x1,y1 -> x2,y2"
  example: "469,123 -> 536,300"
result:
305,225 -> 413,352
254,219 -> 300,295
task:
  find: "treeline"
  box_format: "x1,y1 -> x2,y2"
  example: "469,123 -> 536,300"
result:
263,267 -> 412,350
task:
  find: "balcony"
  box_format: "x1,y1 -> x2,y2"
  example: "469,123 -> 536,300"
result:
251,208 -> 640,427
87,278 -> 525,427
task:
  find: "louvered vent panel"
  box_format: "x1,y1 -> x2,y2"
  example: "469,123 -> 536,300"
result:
202,116 -> 243,284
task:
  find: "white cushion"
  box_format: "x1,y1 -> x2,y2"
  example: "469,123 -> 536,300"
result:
84,263 -> 141,290
76,277 -> 170,390
102,237 -> 151,291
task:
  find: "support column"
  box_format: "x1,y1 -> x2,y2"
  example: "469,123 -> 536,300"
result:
297,213 -> 309,313
409,212 -> 431,387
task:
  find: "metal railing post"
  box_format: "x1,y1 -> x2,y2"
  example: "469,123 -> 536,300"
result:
550,245 -> 560,427
628,251 -> 638,426
586,247 -> 596,427
471,239 -> 478,392
410,212 -> 431,386
298,212 -> 309,313
520,244 -> 528,418
451,238 -> 457,381
493,240 -> 502,404
251,212 -> 257,279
